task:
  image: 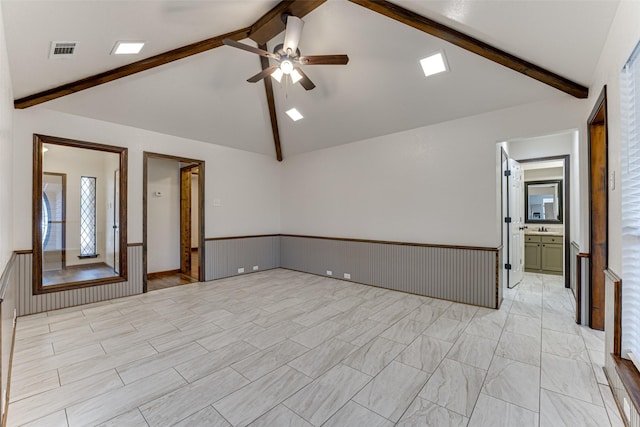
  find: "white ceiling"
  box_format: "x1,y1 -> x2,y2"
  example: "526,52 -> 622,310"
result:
2,0 -> 619,158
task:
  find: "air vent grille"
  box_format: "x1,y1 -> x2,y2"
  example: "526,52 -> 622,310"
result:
49,41 -> 77,59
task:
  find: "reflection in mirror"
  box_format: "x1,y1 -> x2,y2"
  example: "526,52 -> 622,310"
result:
525,180 -> 563,223
33,135 -> 128,293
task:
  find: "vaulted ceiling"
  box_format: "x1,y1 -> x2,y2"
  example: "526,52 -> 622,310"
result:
2,0 -> 619,159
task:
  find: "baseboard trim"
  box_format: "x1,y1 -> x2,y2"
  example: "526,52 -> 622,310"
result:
2,311 -> 17,427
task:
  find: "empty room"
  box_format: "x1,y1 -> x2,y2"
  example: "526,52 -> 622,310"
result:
0,0 -> 639,426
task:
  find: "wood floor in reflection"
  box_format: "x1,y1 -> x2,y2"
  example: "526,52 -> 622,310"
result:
147,250 -> 199,292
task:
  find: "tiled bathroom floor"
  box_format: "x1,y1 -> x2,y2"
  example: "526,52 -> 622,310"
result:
8,269 -> 624,426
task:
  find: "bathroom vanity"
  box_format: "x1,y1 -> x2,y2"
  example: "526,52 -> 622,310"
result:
524,232 -> 563,275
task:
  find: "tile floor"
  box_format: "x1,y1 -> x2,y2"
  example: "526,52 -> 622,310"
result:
8,269 -> 624,426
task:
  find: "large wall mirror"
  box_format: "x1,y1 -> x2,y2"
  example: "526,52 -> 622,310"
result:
525,179 -> 563,224
33,134 -> 128,294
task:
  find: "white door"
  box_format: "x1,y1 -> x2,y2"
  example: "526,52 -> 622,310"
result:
501,151 -> 510,290
509,159 -> 524,287
113,169 -> 120,274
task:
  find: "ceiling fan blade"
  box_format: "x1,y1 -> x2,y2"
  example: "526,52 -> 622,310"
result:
293,67 -> 316,91
283,15 -> 304,54
299,55 -> 349,65
247,65 -> 280,83
223,39 -> 278,60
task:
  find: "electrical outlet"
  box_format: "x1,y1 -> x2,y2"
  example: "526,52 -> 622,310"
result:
326,270 -> 333,276
237,267 -> 245,274
624,397 -> 631,420
253,265 -> 259,271
344,273 -> 351,280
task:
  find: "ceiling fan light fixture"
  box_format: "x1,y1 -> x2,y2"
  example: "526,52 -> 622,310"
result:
286,108 -> 303,121
271,67 -> 284,82
280,60 -> 294,75
290,69 -> 303,84
283,15 -> 304,53
420,51 -> 449,77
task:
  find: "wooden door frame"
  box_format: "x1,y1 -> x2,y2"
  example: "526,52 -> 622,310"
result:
42,171 -> 67,270
517,155 -> 571,290
180,164 -> 199,276
588,86 -> 608,330
143,152 -> 205,292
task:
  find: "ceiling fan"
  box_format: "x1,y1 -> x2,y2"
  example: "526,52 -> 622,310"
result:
223,14 -> 349,90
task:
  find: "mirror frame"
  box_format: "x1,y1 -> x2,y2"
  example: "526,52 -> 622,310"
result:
33,134 -> 128,294
524,179 -> 563,224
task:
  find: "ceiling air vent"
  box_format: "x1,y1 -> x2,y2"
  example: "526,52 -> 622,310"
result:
49,41 -> 77,59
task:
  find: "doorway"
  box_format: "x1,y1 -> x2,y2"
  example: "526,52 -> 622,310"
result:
588,87 -> 608,330
501,151 -> 571,293
143,152 -> 205,292
519,156 -> 571,289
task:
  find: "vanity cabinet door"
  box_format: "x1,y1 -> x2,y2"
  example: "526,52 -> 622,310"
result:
541,243 -> 563,272
524,242 -> 541,271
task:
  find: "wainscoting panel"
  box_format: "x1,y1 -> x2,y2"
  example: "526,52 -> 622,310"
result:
16,244 -> 143,316
204,236 -> 280,281
605,269 -> 640,427
280,235 -> 499,308
1,253 -> 18,424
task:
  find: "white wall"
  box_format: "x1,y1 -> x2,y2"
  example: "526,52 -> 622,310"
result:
523,167 -> 563,181
507,131 -> 580,244
0,2 -> 15,421
0,2 -> 13,268
588,1 -> 640,275
12,108 -> 282,250
281,97 -> 588,247
147,158 -> 180,273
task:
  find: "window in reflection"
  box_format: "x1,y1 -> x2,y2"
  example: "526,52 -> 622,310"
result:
525,180 -> 563,223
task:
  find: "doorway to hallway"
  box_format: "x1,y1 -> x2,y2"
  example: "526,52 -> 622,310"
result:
143,152 -> 205,292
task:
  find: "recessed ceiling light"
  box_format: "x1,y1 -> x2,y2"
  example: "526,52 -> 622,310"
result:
286,108 -> 303,121
420,51 -> 449,77
111,41 -> 145,55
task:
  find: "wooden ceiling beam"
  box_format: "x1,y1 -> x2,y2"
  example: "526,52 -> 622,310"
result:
13,0 -> 327,109
348,0 -> 589,99
249,0 -> 326,45
14,27 -> 251,109
259,43 -> 283,161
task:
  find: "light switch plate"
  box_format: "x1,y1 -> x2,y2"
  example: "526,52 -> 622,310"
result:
610,171 -> 616,191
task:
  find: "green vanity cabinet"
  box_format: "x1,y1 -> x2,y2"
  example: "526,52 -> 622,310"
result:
524,234 -> 563,275
524,236 -> 542,270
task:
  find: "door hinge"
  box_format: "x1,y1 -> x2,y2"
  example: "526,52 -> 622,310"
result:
504,217 -> 512,223
505,264 -> 512,270
504,170 -> 511,176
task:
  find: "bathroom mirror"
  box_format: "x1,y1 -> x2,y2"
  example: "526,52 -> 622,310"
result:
33,134 -> 128,294
525,180 -> 563,224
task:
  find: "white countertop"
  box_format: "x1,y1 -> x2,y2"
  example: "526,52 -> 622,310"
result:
525,231 -> 563,237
